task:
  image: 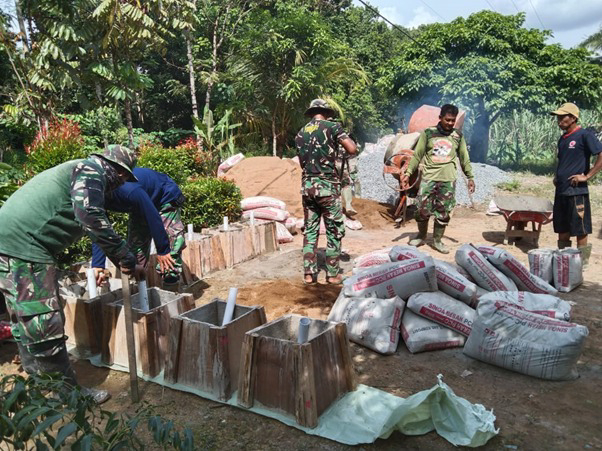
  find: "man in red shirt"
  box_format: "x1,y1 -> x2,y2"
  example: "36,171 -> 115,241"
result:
550,102 -> 602,267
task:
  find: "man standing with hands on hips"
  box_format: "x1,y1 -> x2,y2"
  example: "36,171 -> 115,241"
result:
550,102 -> 602,268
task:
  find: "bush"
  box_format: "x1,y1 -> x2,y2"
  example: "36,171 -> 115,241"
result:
181,177 -> 242,229
25,119 -> 88,176
137,142 -> 193,185
176,137 -> 214,177
0,372 -> 198,450
0,162 -> 20,207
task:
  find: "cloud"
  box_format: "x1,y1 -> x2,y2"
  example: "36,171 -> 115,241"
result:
378,6 -> 404,27
405,6 -> 439,29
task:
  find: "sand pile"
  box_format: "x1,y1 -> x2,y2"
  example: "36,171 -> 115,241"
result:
226,156 -> 304,218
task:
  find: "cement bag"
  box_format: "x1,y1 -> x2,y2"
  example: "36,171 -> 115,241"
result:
464,299 -> 589,380
389,245 -> 428,262
477,246 -> 557,295
242,207 -> 289,222
354,248 -> 392,269
345,217 -> 363,230
455,244 -> 517,292
344,257 -> 437,300
275,221 -> 294,243
407,291 -> 475,336
401,310 -> 466,353
528,249 -> 554,283
217,152 -> 244,176
434,260 -> 479,308
553,248 -> 583,292
241,196 -> 286,211
328,294 -> 405,354
479,291 -> 572,321
284,217 -> 298,234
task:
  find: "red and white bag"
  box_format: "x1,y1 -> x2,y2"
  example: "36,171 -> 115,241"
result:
217,153 -> 244,176
275,221 -> 294,243
401,310 -> 466,354
434,260 -> 480,308
241,196 -> 286,211
389,245 -> 428,262
407,291 -> 476,337
464,299 -> 589,380
242,207 -> 289,222
528,249 -> 554,283
328,293 -> 405,355
479,291 -> 571,321
553,248 -> 583,292
455,244 -> 517,292
284,217 -> 298,234
477,246 -> 557,295
343,257 -> 438,300
353,248 -> 392,269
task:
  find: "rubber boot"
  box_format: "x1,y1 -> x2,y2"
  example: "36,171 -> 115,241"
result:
409,219 -> 428,247
432,222 -> 450,254
578,244 -> 592,269
342,186 -> 357,216
557,240 -> 572,249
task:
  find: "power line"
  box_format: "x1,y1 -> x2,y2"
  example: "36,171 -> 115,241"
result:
356,0 -> 419,44
510,0 -> 521,13
418,0 -> 446,22
484,0 -> 498,13
528,0 -> 546,29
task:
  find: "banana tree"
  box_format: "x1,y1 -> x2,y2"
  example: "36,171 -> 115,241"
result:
192,106 -> 241,173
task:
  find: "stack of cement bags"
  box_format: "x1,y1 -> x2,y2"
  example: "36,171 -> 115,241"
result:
240,196 -> 299,243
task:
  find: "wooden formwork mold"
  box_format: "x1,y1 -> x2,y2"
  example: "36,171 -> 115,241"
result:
237,315 -> 356,428
164,299 -> 267,401
181,220 -> 278,283
100,287 -> 194,377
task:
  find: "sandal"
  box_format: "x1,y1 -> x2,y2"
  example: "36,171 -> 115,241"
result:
326,275 -> 343,285
303,274 -> 317,285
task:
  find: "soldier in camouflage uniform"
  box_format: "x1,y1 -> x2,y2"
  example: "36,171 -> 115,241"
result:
0,145 -> 139,403
401,104 -> 475,254
335,142 -> 360,216
91,167 -> 186,287
296,99 -> 357,284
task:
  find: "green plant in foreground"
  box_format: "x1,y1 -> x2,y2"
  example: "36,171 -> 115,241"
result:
0,373 -> 195,450
496,179 -> 521,192
182,177 -> 242,229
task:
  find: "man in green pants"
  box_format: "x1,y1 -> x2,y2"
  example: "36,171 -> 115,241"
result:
400,104 -> 475,254
0,145 -> 140,403
296,99 -> 357,284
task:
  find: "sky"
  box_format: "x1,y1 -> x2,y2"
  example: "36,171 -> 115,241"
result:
355,0 -> 602,49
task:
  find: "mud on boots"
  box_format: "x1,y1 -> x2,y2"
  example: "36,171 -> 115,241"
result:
409,219 -> 428,247
432,222 -> 449,254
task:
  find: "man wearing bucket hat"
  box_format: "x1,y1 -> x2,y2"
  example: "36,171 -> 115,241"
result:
0,144 -> 141,404
296,98 -> 357,284
550,102 -> 602,267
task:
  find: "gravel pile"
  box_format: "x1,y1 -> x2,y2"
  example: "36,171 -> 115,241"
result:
358,134 -> 511,206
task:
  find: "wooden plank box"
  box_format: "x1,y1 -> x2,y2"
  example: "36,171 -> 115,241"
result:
164,299 -> 267,401
61,279 -> 136,357
237,315 -> 356,428
101,288 -> 194,377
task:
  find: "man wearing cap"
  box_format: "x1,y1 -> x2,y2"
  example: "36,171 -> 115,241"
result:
400,104 -> 475,254
91,167 -> 187,287
296,99 -> 357,284
0,145 -> 141,403
550,102 -> 602,267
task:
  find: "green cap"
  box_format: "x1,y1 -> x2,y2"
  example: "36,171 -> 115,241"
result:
93,145 -> 137,182
304,98 -> 336,117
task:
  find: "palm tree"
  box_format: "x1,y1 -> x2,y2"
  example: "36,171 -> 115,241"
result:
580,25 -> 602,53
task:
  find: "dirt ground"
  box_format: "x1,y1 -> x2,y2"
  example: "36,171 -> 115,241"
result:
2,177 -> 602,450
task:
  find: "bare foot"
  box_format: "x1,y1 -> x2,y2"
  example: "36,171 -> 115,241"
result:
326,274 -> 343,285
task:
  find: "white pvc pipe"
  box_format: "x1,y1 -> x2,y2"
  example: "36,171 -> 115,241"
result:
150,240 -> 156,255
86,268 -> 98,299
298,317 -> 311,344
249,210 -> 255,227
223,216 -> 229,231
221,287 -> 238,326
138,280 -> 150,312
187,223 -> 194,241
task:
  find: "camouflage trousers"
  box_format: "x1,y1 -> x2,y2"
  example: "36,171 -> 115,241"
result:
415,180 -> 456,226
0,255 -> 66,357
129,203 -> 186,283
302,194 -> 345,277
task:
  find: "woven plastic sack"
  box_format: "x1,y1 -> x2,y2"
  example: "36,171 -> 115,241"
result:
241,196 -> 286,211
528,248 -> 554,283
407,291 -> 475,336
242,207 -> 289,222
275,221 -> 294,243
389,245 -> 428,262
479,291 -> 571,321
553,248 -> 583,292
217,152 -> 244,176
401,310 -> 466,353
354,248 -> 393,269
434,260 -> 480,308
455,244 -> 517,292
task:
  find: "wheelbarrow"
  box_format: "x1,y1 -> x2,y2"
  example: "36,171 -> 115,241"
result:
383,149 -> 421,224
493,194 -> 553,247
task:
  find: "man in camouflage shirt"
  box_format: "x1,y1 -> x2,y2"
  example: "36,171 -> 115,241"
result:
401,104 -> 475,254
0,145 -> 140,403
295,99 -> 357,284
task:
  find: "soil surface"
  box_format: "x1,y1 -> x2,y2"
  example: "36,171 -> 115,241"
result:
2,187 -> 602,450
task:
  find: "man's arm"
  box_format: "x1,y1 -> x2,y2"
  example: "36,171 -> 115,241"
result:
457,135 -> 476,193
569,154 -> 602,185
70,161 -> 135,271
340,137 -> 357,155
400,131 -> 427,187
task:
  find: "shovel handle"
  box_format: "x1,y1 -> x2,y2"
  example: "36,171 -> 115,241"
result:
121,273 -> 140,403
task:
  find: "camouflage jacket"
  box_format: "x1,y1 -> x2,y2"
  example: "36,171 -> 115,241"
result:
0,156 -> 129,264
295,118 -> 349,196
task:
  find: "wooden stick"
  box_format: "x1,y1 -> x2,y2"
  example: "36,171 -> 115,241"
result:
121,273 -> 140,403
